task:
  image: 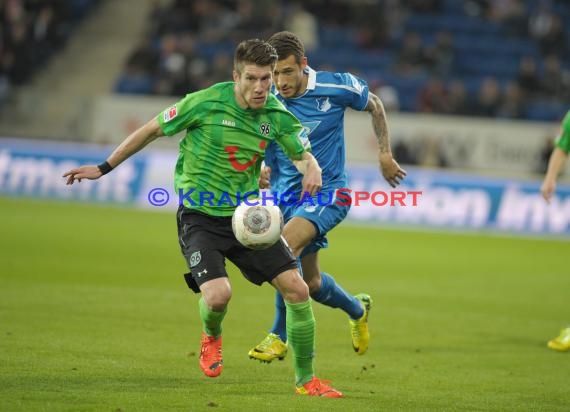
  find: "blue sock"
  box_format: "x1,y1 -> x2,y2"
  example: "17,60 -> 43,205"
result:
311,272 -> 364,320
269,291 -> 288,342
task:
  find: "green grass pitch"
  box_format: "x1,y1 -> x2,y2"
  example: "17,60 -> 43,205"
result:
0,197 -> 568,411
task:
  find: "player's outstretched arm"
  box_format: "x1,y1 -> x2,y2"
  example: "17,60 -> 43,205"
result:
365,92 -> 406,188
63,118 -> 164,185
293,152 -> 322,196
541,147 -> 568,203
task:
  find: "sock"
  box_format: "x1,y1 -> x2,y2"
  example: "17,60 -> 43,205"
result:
310,272 -> 364,320
198,297 -> 227,338
269,257 -> 303,342
285,300 -> 315,387
269,291 -> 287,342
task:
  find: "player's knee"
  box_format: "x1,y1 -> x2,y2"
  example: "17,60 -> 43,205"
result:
205,293 -> 231,311
285,285 -> 309,303
202,284 -> 232,311
279,270 -> 309,303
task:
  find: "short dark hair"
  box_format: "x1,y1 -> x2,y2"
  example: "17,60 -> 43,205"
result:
234,39 -> 278,73
267,31 -> 305,64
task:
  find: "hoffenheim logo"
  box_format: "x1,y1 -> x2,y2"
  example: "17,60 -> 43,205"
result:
316,97 -> 331,112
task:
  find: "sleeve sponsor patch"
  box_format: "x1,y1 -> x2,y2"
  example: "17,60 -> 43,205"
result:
298,127 -> 311,150
348,73 -> 365,94
163,105 -> 178,122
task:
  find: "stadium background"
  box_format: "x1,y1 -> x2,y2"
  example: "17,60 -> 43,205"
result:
1,1 -> 569,411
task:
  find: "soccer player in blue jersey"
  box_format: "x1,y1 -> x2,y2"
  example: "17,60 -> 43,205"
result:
248,31 -> 406,362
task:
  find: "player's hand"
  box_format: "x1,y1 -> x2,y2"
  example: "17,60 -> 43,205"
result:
540,179 -> 556,204
259,166 -> 271,189
379,152 -> 406,188
301,164 -> 322,196
62,165 -> 103,185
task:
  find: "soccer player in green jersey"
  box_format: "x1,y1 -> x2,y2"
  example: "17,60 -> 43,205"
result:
540,109 -> 570,352
63,39 -> 343,397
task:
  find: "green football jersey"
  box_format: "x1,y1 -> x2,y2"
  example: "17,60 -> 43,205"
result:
554,110 -> 570,153
157,82 -> 307,216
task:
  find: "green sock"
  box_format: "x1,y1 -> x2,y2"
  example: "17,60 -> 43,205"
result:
285,299 -> 315,387
198,297 -> 227,338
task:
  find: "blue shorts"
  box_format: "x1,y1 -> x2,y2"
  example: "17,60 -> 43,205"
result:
281,185 -> 351,257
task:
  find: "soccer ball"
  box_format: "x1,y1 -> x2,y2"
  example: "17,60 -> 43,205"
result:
232,201 -> 284,250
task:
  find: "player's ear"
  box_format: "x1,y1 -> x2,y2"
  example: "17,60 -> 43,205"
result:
300,56 -> 308,70
233,70 -> 240,83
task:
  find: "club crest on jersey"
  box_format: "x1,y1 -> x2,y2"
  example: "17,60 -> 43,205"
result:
163,105 -> 178,122
316,97 -> 331,112
259,122 -> 271,135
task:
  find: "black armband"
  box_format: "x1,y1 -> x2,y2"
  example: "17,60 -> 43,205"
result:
97,161 -> 113,175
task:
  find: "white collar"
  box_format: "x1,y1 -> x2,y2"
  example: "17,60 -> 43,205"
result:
306,66 -> 316,90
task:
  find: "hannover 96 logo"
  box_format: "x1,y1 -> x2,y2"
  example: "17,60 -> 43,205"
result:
259,123 -> 271,135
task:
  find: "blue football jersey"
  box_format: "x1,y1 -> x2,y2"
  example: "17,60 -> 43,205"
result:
265,67 -> 369,195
